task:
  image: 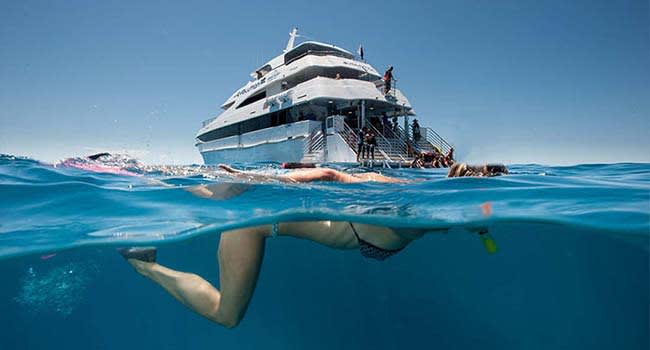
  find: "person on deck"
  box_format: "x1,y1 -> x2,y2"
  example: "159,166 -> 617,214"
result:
383,66 -> 394,94
412,119 -> 421,142
381,114 -> 390,135
366,131 -> 377,160
357,127 -> 367,162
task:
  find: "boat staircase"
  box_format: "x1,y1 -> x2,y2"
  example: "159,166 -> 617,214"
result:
365,123 -> 411,162
400,124 -> 453,155
337,120 -> 412,165
302,116 -> 453,165
339,121 -> 453,164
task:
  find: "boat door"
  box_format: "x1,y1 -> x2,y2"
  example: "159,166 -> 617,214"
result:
326,115 -> 345,135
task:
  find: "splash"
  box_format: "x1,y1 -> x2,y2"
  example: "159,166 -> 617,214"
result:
14,261 -> 98,316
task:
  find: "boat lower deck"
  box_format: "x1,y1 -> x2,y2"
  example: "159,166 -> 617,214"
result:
197,116 -> 452,166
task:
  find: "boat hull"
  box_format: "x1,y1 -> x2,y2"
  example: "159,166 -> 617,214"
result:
200,137 -> 308,164
197,119 -> 360,165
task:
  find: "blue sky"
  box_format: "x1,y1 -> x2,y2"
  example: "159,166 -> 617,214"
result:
1,0 -> 648,164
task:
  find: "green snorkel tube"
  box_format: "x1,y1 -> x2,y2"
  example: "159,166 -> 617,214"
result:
478,228 -> 498,254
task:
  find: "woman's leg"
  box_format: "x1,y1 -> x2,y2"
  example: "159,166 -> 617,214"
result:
219,164 -> 289,183
283,168 -> 364,183
125,227 -> 268,328
353,172 -> 406,183
220,164 -> 366,184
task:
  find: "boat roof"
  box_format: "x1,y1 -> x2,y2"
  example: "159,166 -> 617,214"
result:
251,40 -> 355,78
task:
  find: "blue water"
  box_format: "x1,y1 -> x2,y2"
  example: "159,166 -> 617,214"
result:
0,154 -> 648,349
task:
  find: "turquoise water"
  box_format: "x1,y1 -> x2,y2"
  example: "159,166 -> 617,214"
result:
0,154 -> 648,349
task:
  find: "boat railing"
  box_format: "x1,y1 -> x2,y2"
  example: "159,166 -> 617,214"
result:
302,128 -> 325,163
397,123 -> 453,155
341,121 -> 360,152
395,123 -> 425,156
303,128 -> 326,161
373,78 -> 399,100
396,123 -> 413,145
424,127 -> 453,155
201,117 -> 217,128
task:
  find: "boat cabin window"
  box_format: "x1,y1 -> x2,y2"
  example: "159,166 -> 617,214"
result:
221,101 -> 235,111
197,108 -> 317,143
284,43 -> 354,65
197,123 -> 240,142
237,90 -> 267,109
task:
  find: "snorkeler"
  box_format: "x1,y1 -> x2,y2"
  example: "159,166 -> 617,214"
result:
218,164 -> 407,183
218,162 -> 508,184
119,162 -> 507,328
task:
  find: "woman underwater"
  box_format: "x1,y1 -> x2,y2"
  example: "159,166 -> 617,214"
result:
119,161 -> 508,328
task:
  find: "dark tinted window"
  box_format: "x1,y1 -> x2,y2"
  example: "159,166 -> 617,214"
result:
197,123 -> 240,142
237,91 -> 267,109
198,114 -> 277,142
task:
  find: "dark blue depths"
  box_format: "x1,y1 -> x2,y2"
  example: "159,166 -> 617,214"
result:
0,223 -> 647,350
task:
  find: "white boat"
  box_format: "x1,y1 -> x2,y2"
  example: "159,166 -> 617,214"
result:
195,28 -> 452,165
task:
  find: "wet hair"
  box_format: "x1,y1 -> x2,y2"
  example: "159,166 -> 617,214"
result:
485,164 -> 508,176
447,163 -> 467,177
447,163 -> 509,177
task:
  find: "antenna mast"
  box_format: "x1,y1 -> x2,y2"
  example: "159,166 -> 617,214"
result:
284,27 -> 298,52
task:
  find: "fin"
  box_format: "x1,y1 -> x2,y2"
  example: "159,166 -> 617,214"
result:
118,247 -> 157,262
87,152 -> 111,160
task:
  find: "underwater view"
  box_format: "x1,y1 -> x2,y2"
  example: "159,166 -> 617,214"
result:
0,154 -> 648,349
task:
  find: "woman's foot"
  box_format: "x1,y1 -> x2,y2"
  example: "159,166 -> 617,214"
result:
118,247 -> 157,262
118,247 -> 157,276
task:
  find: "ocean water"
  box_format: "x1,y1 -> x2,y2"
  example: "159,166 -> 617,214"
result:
0,154 -> 648,349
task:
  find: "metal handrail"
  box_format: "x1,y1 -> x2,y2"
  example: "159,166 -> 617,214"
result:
341,122 -> 360,152
377,122 -> 411,159
303,129 -> 325,156
201,117 -> 217,128
398,122 -> 453,155
424,128 -> 453,154
396,123 -> 422,155
374,77 -> 398,99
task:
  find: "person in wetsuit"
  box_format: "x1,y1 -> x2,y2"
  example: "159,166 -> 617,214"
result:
357,127 -> 367,162
366,131 -> 377,160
